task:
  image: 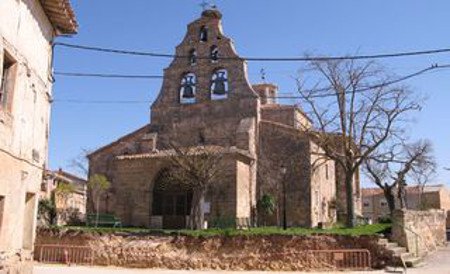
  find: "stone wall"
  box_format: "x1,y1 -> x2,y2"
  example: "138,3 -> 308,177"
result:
391,209 -> 447,257
260,105 -> 311,130
35,228 -> 397,270
258,121 -> 313,227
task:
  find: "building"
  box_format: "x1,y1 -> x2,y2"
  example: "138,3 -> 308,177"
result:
41,169 -> 87,225
0,0 -> 77,272
362,184 -> 450,227
88,9 -> 360,230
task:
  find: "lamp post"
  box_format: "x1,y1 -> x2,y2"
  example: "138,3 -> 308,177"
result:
280,165 -> 287,230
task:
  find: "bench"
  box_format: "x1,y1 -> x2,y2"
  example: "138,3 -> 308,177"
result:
86,213 -> 122,227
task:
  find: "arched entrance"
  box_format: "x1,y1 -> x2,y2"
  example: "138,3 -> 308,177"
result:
152,168 -> 193,229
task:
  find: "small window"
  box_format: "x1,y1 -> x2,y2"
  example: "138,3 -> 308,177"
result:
0,196 -> 5,233
180,73 -> 196,104
189,49 -> 197,66
363,202 -> 370,207
325,164 -> 329,180
210,45 -> 219,62
380,200 -> 387,207
199,26 -> 208,42
0,51 -> 16,110
210,69 -> 228,100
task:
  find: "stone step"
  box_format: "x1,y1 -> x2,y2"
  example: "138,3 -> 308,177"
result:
378,238 -> 389,245
404,256 -> 423,268
389,246 -> 407,254
386,242 -> 399,248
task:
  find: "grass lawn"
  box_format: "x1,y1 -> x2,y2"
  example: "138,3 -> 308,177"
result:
59,223 -> 391,237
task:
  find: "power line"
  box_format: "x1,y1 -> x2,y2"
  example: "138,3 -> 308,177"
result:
55,42 -> 450,62
54,72 -> 163,79
52,63 -> 450,104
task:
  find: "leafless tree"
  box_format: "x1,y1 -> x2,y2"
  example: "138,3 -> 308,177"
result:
365,140 -> 436,215
163,143 -> 226,230
69,148 -> 90,177
296,59 -> 421,227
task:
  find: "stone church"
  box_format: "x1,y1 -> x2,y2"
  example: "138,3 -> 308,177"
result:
88,9 -> 361,229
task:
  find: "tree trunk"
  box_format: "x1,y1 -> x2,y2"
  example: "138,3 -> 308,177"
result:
383,188 -> 396,216
345,170 -> 356,227
95,195 -> 100,227
190,188 -> 206,230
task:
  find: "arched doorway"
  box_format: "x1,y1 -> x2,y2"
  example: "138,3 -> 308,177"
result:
152,168 -> 193,229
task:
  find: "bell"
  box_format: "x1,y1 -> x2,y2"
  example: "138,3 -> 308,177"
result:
182,76 -> 195,98
182,85 -> 195,98
212,72 -> 227,95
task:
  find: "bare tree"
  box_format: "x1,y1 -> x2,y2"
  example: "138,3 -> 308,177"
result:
365,140 -> 436,215
296,59 -> 421,227
69,148 -> 90,177
164,143 -> 225,230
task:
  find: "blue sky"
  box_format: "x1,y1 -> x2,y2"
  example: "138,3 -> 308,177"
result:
50,1 -> 450,185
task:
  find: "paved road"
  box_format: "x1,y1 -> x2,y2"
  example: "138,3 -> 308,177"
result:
34,244 -> 450,274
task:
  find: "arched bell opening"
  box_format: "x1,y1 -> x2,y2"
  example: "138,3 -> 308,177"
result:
179,72 -> 197,104
210,69 -> 229,100
151,168 -> 193,229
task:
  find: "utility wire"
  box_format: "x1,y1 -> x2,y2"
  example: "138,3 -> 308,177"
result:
53,63 -> 450,104
55,42 -> 450,62
54,72 -> 164,79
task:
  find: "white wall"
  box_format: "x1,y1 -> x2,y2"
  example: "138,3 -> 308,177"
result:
0,0 -> 54,252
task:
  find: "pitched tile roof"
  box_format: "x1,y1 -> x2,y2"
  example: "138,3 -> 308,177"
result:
39,0 -> 78,34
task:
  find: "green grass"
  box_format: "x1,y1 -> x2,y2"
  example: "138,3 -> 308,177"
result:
57,223 -> 391,237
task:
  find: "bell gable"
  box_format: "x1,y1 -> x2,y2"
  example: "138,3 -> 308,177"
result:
151,9 -> 259,125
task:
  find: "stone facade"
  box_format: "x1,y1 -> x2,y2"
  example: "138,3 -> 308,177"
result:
40,169 -> 87,225
88,9 -> 358,229
391,209 -> 447,257
0,0 -> 76,272
362,184 -> 450,227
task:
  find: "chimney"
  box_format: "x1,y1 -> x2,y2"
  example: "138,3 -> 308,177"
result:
252,83 -> 278,105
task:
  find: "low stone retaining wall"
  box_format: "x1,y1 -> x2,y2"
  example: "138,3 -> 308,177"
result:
0,250 -> 33,274
391,209 -> 447,257
35,228 -> 398,271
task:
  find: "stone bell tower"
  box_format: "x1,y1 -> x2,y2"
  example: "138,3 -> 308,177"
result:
150,8 -> 260,150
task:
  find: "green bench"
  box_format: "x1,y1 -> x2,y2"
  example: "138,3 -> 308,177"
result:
86,213 -> 122,227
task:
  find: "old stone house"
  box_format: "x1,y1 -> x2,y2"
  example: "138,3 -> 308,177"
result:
362,184 -> 450,227
41,169 -> 87,225
0,0 -> 77,272
88,9 -> 360,230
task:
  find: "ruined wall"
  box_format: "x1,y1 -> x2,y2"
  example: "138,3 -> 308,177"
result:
258,121 -> 312,227
391,209 -> 447,257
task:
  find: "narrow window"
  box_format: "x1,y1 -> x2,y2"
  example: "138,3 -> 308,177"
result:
189,49 -> 197,66
325,164 -> 329,179
210,45 -> 219,62
199,26 -> 208,42
0,52 -> 16,110
210,69 -> 228,100
180,73 -> 196,104
0,196 -> 5,235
